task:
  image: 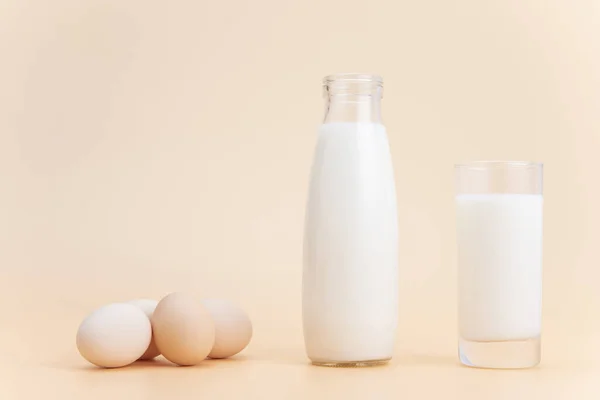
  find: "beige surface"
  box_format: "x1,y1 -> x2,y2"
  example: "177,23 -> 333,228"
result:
1,0 -> 600,398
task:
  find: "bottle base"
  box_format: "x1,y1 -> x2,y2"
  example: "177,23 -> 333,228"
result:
311,358 -> 390,368
459,336 -> 540,369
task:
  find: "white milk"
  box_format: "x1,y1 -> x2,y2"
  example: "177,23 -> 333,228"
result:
303,122 -> 398,363
456,194 -> 543,342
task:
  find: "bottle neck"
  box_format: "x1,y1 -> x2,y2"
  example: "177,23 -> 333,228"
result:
322,74 -> 383,124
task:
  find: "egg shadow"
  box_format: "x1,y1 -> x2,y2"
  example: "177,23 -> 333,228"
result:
129,358 -> 177,369
55,357 -> 191,372
201,355 -> 252,367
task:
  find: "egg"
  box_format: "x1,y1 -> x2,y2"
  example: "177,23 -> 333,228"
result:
152,292 -> 215,366
76,303 -> 151,368
202,298 -> 252,359
127,299 -> 160,360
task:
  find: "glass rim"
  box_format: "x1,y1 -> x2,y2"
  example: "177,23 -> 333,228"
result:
454,161 -> 543,170
323,73 -> 383,85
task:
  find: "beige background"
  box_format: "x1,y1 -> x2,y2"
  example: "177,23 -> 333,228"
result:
1,0 -> 600,398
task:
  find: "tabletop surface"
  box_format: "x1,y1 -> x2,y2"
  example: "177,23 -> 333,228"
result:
2,276 -> 599,400
3,339 -> 599,399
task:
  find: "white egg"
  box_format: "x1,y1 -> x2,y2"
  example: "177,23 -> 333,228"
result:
127,299 -> 161,360
202,298 -> 252,359
152,292 -> 215,366
76,303 -> 151,368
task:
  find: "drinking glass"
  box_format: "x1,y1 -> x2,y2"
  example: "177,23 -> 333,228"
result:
455,161 -> 543,369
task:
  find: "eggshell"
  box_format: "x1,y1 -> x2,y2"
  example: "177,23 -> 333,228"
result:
127,299 -> 161,360
202,298 -> 252,359
76,303 -> 151,368
152,292 -> 215,366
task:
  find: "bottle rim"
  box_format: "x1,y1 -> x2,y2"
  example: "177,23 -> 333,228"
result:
323,73 -> 383,86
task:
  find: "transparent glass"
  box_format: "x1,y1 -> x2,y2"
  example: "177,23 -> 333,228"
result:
303,74 -> 398,367
322,73 -> 383,123
455,161 -> 543,369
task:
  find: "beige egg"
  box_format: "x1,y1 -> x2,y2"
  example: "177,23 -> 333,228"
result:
76,303 -> 151,368
127,299 -> 161,360
152,292 -> 215,366
202,298 -> 252,359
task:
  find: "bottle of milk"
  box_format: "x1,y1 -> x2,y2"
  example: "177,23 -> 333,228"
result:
302,74 -> 398,367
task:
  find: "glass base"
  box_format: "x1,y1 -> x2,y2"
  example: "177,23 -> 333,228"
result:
311,358 -> 390,368
459,336 -> 540,369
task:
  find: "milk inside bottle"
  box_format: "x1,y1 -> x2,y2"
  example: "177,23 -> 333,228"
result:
302,74 -> 399,367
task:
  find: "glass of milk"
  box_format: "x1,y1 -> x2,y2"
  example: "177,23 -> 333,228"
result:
455,161 -> 543,369
302,74 -> 398,367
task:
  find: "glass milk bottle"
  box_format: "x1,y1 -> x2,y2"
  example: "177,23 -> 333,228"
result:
302,74 -> 398,367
